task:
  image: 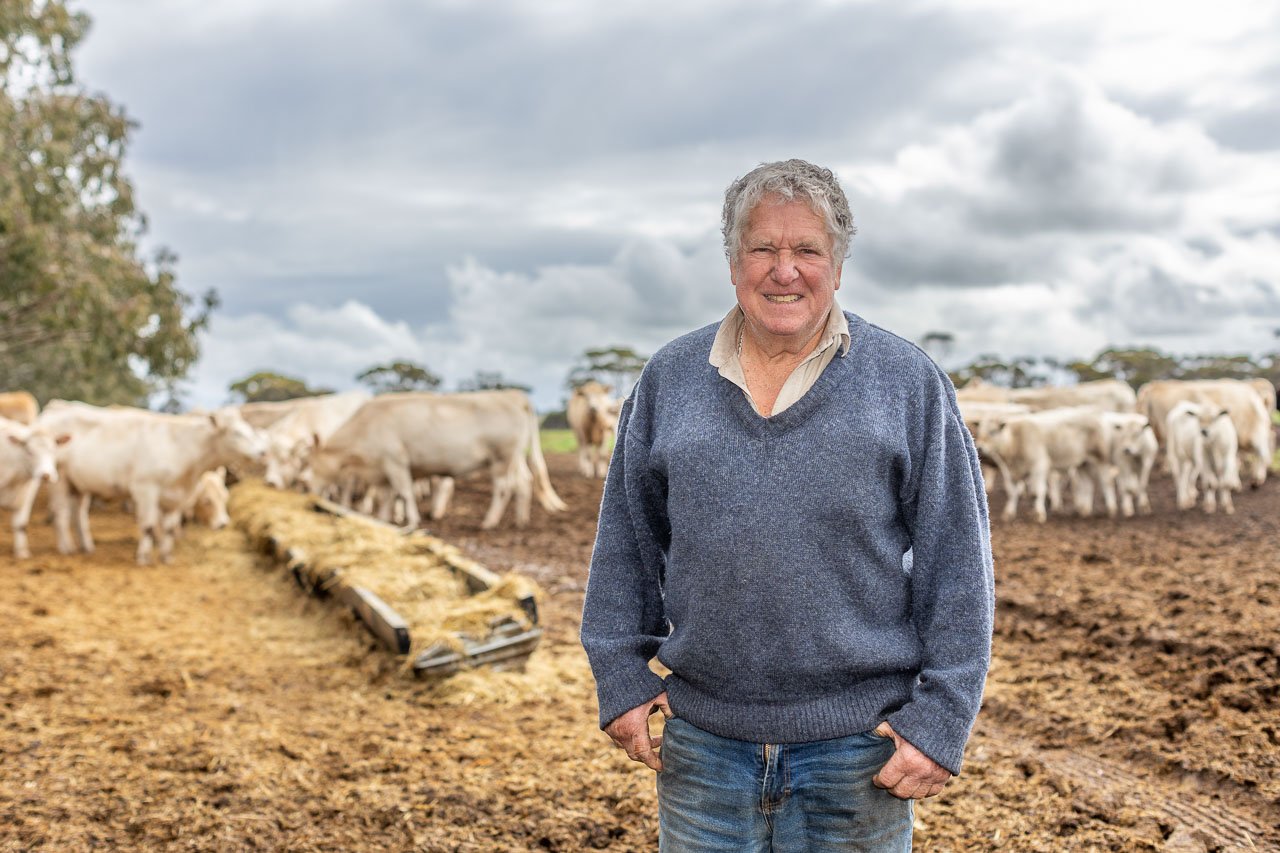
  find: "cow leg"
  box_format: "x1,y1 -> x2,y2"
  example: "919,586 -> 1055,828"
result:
132,486 -> 161,566
1201,471 -> 1218,514
50,479 -> 76,555
1177,460 -> 1198,510
1220,484 -> 1234,515
11,479 -> 41,559
429,476 -> 454,520
1117,473 -> 1135,518
382,464 -> 420,530
1068,469 -> 1093,516
513,459 -> 533,527
1030,465 -> 1049,524
481,461 -> 514,530
159,510 -> 181,563
1097,465 -> 1118,518
999,467 -> 1020,521
577,446 -> 593,478
73,493 -> 95,553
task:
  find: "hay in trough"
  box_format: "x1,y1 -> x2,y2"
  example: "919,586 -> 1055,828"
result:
229,480 -> 542,661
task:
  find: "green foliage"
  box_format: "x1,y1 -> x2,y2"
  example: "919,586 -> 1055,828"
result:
356,360 -> 441,394
457,370 -> 531,394
947,344 -> 1280,394
228,371 -> 332,404
0,1 -> 213,405
567,345 -> 648,395
948,354 -> 1053,389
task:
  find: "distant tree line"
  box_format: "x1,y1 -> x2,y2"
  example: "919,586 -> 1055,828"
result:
227,362 -> 530,404
945,346 -> 1280,391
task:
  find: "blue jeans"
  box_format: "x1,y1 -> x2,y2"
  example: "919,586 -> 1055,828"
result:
657,717 -> 913,852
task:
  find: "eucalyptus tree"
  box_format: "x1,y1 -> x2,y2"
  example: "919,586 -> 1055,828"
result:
0,1 -> 214,405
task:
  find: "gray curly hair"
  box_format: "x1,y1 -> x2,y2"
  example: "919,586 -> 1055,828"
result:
721,159 -> 856,264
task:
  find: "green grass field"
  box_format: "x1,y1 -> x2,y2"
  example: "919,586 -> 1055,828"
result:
540,429 -> 577,454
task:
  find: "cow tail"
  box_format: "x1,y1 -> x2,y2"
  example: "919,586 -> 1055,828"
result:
528,407 -> 568,512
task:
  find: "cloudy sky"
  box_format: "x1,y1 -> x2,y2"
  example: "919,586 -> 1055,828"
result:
77,0 -> 1280,409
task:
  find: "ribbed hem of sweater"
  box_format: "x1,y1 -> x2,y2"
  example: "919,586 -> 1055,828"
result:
664,672 -> 916,746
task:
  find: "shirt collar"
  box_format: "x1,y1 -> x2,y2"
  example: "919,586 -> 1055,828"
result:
708,296 -> 851,368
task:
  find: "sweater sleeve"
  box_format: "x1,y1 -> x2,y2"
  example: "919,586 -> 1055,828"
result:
579,393 -> 671,729
887,365 -> 995,775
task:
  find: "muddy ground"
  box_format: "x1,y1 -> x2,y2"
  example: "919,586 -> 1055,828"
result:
2,453 -> 1278,852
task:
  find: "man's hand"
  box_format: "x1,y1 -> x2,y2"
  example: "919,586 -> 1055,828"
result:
604,692 -> 672,771
870,721 -> 951,799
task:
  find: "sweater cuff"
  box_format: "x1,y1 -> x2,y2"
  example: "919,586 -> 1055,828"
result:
595,668 -> 668,730
885,703 -> 974,776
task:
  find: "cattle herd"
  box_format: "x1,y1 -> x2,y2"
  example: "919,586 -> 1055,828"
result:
0,375 -> 1274,568
959,377 -> 1276,524
0,387 -> 578,567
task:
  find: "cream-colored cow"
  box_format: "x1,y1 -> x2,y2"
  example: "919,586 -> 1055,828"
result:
302,390 -> 566,530
1,419 -> 70,558
0,391 -> 39,425
1139,379 -> 1270,486
1006,379 -> 1137,413
974,407 -> 1112,523
567,381 -> 620,478
39,402 -> 270,564
1165,401 -> 1238,513
261,390 -> 371,488
1099,413 -> 1158,517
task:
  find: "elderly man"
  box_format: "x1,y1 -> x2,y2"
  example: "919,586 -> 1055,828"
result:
580,159 -> 994,851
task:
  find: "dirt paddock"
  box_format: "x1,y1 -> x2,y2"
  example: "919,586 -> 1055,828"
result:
2,453 -> 1278,852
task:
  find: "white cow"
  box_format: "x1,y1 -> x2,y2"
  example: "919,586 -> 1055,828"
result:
261,390 -> 371,488
567,381 -> 619,478
302,390 -> 566,530
1247,378 -> 1277,414
40,402 -> 269,564
956,400 -> 1031,495
184,467 -> 231,530
0,391 -> 39,425
1007,379 -> 1137,413
1099,413 -> 1158,517
1139,379 -> 1271,486
974,407 -> 1111,522
1166,402 -> 1207,511
1,420 -> 70,558
1200,408 -> 1241,514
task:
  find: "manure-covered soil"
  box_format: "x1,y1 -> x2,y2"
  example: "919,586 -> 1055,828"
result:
2,453 -> 1278,852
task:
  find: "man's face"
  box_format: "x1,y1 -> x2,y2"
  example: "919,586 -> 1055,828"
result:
731,198 -> 842,348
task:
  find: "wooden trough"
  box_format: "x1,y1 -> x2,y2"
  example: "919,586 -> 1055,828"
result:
240,486 -> 542,679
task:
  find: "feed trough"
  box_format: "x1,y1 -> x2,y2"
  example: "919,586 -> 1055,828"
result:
232,481 -> 542,678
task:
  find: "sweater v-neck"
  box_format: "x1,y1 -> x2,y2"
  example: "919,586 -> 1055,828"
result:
724,312 -> 867,436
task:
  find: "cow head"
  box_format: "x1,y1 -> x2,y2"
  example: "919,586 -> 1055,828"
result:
210,408 -> 271,465
7,428 -> 68,483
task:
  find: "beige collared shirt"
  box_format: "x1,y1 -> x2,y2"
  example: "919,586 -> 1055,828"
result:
708,297 -> 852,416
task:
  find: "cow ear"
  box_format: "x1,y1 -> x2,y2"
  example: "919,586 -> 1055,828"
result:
56,434 -> 72,445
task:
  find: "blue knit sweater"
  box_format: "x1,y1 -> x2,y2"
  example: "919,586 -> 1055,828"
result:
580,312 -> 994,775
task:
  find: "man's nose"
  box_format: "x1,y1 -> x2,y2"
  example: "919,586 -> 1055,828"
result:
771,253 -> 800,283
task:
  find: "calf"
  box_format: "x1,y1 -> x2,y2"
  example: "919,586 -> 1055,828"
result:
975,407 -> 1110,523
1,420 -> 70,558
567,381 -> 620,479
